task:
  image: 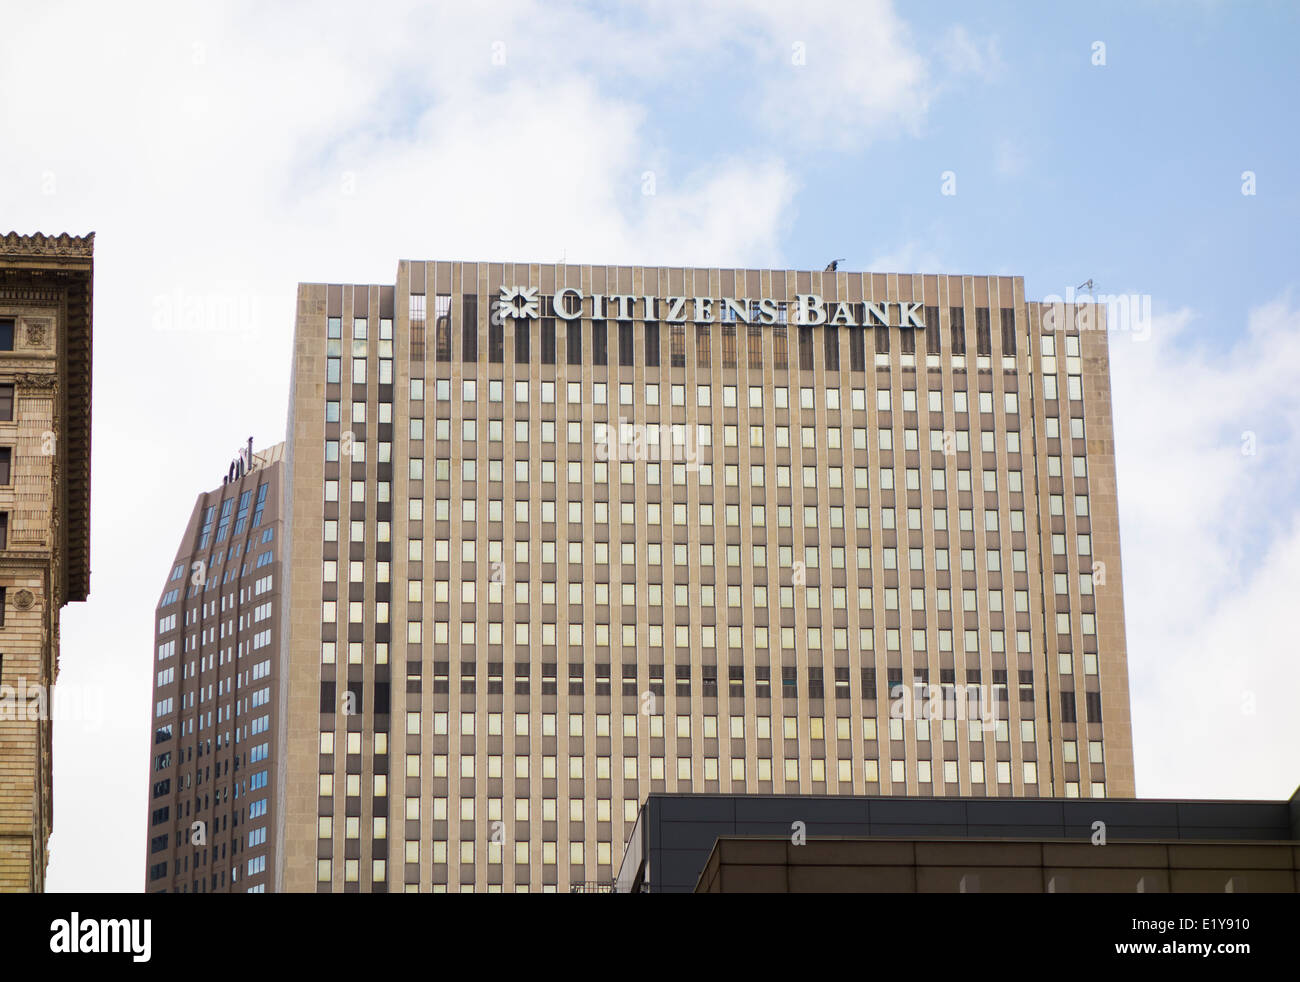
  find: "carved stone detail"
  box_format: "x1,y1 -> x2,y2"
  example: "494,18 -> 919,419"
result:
25,321 -> 50,347
0,231 -> 95,257
11,372 -> 58,390
0,289 -> 60,305
13,589 -> 35,610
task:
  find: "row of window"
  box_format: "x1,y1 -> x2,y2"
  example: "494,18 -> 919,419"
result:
339,460 -> 1088,502
380,419 -> 1076,455
338,578 -> 1093,614
196,482 -> 271,549
343,493 -> 1082,531
380,377 -> 1078,413
380,620 -> 1092,654
322,756 -> 1063,795
319,536 -> 1088,580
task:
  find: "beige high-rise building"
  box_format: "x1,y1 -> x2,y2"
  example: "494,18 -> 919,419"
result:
0,231 -> 93,893
144,259 -> 1135,893
268,261 -> 1134,893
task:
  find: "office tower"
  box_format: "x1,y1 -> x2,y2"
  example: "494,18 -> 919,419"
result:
272,261 -> 1134,893
143,443 -> 285,892
0,231 -> 93,892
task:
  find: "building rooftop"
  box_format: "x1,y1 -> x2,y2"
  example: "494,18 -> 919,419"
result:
617,789 -> 1300,892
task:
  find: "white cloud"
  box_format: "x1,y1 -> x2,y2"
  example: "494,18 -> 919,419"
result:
0,0 -> 1002,892
0,0 -> 929,892
994,139 -> 1027,178
863,240 -> 954,276
934,24 -> 1002,79
747,0 -> 933,147
1110,299 -> 1300,800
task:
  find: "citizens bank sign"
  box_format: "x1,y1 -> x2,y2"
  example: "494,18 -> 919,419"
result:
494,286 -> 926,328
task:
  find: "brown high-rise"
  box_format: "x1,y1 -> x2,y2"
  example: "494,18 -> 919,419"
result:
143,443 -> 285,892
146,260 -> 1136,893
0,232 -> 93,893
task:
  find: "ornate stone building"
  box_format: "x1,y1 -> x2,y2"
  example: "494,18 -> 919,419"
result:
0,232 -> 93,892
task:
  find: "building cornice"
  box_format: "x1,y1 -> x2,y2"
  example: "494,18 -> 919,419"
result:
0,232 -> 95,259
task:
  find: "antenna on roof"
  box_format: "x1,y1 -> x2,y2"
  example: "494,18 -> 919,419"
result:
1076,278 -> 1095,293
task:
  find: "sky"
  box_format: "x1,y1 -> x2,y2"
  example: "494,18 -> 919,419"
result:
0,0 -> 1295,892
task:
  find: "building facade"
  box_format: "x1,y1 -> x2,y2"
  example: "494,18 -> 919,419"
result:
0,232 -> 93,892
618,790 -> 1300,893
143,443 -> 285,892
275,261 -> 1135,893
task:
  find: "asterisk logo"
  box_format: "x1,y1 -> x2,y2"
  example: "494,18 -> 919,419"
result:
495,286 -> 540,321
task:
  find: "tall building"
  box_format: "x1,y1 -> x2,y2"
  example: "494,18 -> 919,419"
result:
143,442 -> 285,892
145,260 -> 1136,893
277,261 -> 1135,893
0,231 -> 94,892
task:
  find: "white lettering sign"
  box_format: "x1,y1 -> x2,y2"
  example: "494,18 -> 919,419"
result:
493,287 -> 928,327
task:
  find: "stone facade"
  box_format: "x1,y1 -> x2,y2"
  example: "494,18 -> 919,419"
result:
0,232 -> 93,892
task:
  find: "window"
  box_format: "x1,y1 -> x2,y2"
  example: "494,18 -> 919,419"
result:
0,384 -> 12,421
975,308 -> 992,356
535,318 -> 553,365
1000,308 -> 1017,355
515,319 -> 530,364
434,295 -> 452,361
0,512 -> 9,549
462,294 -> 478,362
868,317 -> 896,361
924,306 -> 940,353
669,324 -> 685,367
1060,691 -> 1076,724
567,320 -> 582,365
1085,690 -> 1103,722
232,488 -> 252,533
488,318 -> 504,363
619,323 -> 635,366
746,326 -> 762,369
0,448 -> 10,486
250,483 -> 269,530
409,297 -> 426,360
949,307 -> 966,354
0,319 -> 12,351
849,328 -> 865,371
798,326 -> 814,370
823,326 -> 839,370
214,497 -> 234,542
